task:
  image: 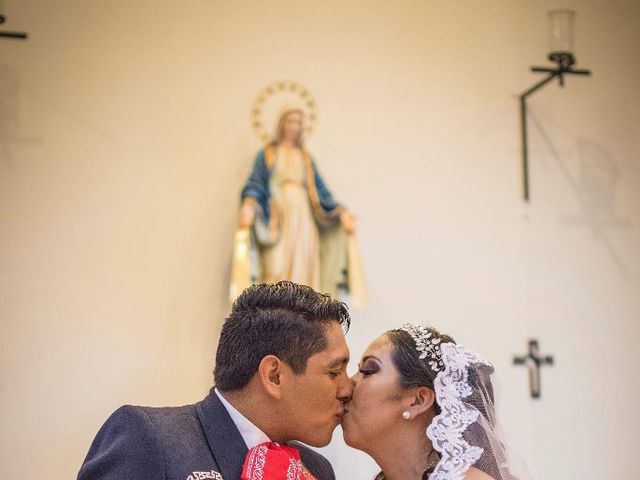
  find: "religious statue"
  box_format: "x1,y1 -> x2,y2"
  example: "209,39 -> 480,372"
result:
230,82 -> 366,306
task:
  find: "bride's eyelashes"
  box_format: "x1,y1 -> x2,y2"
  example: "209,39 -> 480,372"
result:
358,360 -> 380,376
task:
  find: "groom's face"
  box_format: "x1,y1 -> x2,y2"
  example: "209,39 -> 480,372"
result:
280,321 -> 352,446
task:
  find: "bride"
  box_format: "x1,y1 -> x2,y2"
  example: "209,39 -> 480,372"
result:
341,324 -> 523,480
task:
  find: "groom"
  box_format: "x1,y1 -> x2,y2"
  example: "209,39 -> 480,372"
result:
77,281 -> 352,480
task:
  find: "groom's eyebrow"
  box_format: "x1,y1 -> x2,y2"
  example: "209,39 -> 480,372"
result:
327,357 -> 350,369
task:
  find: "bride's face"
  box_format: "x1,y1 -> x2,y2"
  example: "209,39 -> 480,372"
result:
341,334 -> 407,451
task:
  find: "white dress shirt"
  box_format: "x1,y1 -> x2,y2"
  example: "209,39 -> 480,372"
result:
214,388 -> 271,449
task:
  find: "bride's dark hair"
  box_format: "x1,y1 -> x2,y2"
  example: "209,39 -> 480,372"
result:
386,326 -> 455,410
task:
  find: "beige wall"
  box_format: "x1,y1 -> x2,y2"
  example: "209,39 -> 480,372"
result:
1,1 -> 639,479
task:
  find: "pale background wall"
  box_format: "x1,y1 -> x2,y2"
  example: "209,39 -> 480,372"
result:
1,1 -> 639,479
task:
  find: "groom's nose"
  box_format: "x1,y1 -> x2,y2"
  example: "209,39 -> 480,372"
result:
336,372 -> 353,402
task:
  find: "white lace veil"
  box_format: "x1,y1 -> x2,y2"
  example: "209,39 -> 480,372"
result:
397,324 -> 529,480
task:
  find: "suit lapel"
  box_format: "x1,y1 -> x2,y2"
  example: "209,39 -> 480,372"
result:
196,388 -> 248,480
292,442 -> 332,480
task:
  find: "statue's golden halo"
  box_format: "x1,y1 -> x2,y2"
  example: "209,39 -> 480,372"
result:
250,81 -> 318,144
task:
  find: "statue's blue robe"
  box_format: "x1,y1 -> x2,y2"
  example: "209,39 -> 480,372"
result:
240,145 -> 343,228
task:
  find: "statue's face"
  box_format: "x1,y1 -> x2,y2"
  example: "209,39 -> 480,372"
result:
282,111 -> 303,143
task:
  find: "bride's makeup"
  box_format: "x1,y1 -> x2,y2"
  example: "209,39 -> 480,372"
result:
358,356 -> 381,376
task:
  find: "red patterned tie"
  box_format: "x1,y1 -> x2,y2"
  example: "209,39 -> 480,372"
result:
241,442 -> 319,480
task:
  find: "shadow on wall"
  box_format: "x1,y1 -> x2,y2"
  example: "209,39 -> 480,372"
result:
0,64 -> 42,166
529,111 -> 633,277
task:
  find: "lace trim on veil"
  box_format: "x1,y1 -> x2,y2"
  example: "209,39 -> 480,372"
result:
426,342 -> 492,480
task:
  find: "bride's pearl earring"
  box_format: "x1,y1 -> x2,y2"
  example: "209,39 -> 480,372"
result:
402,410 -> 411,420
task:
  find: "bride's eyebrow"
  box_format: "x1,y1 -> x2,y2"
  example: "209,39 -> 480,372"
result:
360,355 -> 381,364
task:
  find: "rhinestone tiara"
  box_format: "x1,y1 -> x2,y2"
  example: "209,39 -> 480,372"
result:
398,323 -> 445,373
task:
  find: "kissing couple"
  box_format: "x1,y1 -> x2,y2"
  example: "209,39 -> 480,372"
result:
78,282 -> 522,480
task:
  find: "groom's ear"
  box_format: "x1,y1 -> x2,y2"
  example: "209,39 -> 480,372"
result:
257,355 -> 285,399
407,386 -> 436,416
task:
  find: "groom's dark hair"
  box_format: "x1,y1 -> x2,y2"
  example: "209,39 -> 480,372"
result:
214,281 -> 350,391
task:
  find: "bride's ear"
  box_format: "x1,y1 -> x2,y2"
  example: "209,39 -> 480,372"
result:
406,386 -> 436,416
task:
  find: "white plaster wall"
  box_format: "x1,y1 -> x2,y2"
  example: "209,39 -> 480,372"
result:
1,1 -> 639,479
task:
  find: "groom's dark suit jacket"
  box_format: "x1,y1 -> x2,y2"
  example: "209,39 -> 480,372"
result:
77,388 -> 335,480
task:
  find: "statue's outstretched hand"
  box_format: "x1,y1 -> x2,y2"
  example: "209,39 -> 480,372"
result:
239,199 -> 256,228
340,211 -> 356,234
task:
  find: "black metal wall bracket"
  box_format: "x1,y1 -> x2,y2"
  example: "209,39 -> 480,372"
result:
0,14 -> 28,40
519,54 -> 591,201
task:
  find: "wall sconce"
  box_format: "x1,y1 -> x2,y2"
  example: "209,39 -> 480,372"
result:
519,9 -> 591,202
548,9 -> 576,69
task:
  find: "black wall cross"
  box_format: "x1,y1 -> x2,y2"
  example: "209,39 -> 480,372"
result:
513,339 -> 554,399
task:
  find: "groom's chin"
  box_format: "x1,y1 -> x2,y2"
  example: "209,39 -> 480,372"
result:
298,425 -> 337,448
